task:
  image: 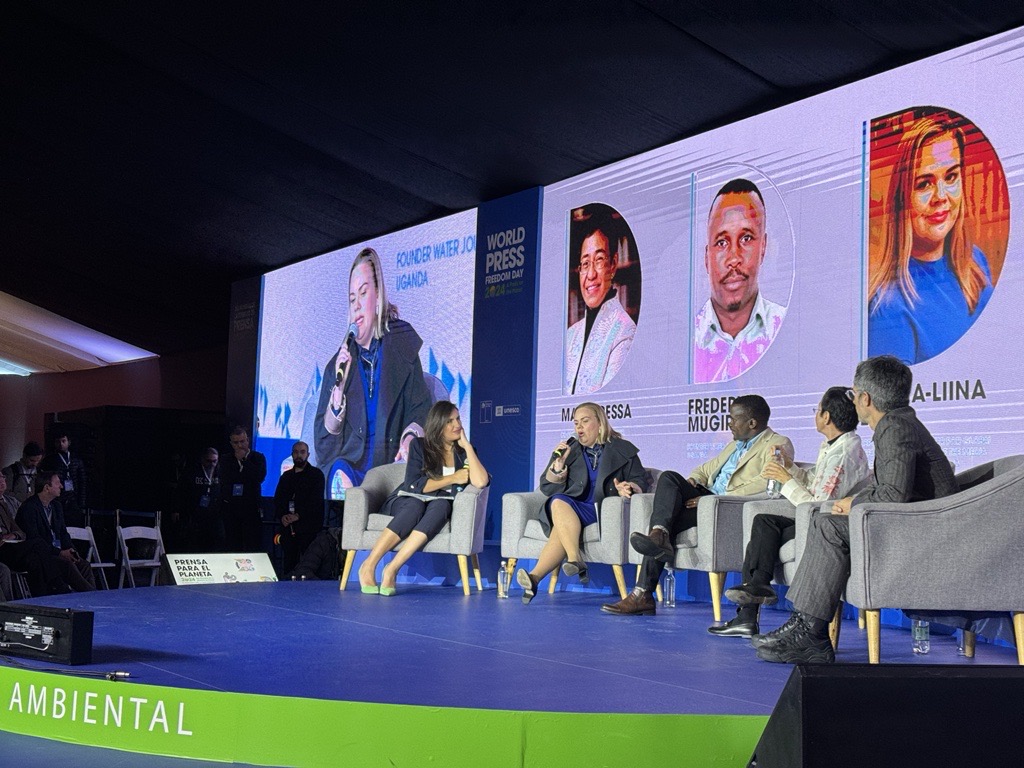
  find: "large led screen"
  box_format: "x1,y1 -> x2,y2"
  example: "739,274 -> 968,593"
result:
255,210 -> 478,498
534,28 -> 1024,479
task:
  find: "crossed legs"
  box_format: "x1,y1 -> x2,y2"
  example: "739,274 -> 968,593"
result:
527,499 -> 582,584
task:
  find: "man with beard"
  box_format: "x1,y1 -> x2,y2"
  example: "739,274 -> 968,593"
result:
694,179 -> 786,383
274,441 -> 325,574
40,431 -> 88,526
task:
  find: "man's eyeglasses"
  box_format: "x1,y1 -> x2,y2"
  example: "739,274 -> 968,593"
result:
845,388 -> 858,402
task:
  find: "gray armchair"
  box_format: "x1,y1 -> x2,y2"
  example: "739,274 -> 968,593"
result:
501,469 -> 662,600
340,463 -> 490,595
741,462 -> 869,589
740,498 -> 813,588
629,462 -> 817,621
845,454 -> 1024,664
628,491 -> 760,622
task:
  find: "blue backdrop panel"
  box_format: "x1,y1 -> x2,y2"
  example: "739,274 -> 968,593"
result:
472,187 -> 544,541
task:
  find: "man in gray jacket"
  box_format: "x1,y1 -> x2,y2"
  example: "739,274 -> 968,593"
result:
755,355 -> 957,663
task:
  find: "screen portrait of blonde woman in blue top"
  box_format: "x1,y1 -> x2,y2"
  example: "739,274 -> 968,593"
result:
868,108 -> 1008,365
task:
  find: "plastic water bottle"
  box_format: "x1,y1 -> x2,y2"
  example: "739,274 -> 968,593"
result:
766,446 -> 783,498
663,567 -> 676,608
497,561 -> 509,599
911,619 -> 930,654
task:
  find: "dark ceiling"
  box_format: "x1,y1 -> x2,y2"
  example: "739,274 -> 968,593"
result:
4,1 -> 1023,356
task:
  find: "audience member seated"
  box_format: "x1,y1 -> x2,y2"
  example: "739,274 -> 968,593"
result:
0,471 -> 70,596
2,442 -> 44,505
15,472 -> 96,593
0,562 -> 12,601
515,402 -> 646,604
287,527 -> 343,581
755,356 -> 957,664
708,386 -> 871,639
357,401 -> 488,596
603,394 -> 793,616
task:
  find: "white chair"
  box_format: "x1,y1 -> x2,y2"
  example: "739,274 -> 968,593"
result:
68,525 -> 117,590
116,509 -> 166,587
340,463 -> 490,595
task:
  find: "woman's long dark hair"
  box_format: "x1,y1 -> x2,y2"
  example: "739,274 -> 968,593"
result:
420,400 -> 460,478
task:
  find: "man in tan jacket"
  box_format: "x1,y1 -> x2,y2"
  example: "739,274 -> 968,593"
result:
602,394 -> 793,615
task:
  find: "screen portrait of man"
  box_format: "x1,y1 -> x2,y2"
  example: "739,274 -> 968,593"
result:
693,178 -> 786,383
564,203 -> 641,395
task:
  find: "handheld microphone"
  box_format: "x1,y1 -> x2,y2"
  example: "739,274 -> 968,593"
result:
336,323 -> 360,385
553,436 -> 578,458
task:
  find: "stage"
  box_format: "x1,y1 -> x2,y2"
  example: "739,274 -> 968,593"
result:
0,579 -> 1018,767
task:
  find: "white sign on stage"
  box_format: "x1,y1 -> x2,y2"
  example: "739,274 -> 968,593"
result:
164,553 -> 278,585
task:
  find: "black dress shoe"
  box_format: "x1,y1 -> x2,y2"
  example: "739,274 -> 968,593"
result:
724,582 -> 778,606
755,613 -> 835,664
708,615 -> 759,638
516,568 -> 537,605
750,613 -> 800,649
629,528 -> 673,563
561,560 -> 590,584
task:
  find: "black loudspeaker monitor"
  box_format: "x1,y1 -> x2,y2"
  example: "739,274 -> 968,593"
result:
0,604 -> 94,665
750,663 -> 1024,767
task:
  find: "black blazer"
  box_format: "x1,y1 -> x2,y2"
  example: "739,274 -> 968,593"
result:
381,437 -> 471,516
534,437 -> 646,535
314,320 -> 433,475
16,494 -> 71,552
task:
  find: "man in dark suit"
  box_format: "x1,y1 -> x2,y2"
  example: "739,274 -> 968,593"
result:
15,471 -> 95,592
0,471 -> 68,596
40,430 -> 88,526
221,427 -> 267,552
755,355 -> 957,663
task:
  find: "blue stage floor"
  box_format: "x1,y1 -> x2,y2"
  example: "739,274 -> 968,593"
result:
0,581 -> 1018,766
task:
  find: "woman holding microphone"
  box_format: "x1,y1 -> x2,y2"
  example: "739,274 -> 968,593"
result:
314,247 -> 432,498
516,402 -> 646,604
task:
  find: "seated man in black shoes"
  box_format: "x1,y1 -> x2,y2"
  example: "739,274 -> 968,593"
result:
709,386 -> 871,638
16,472 -> 96,593
755,356 -> 957,663
602,394 -> 793,616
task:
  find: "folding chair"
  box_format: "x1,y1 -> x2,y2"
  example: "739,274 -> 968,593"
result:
116,509 -> 166,587
68,525 -> 118,590
11,571 -> 31,600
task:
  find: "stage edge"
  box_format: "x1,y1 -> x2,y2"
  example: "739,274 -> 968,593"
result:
0,667 -> 766,766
